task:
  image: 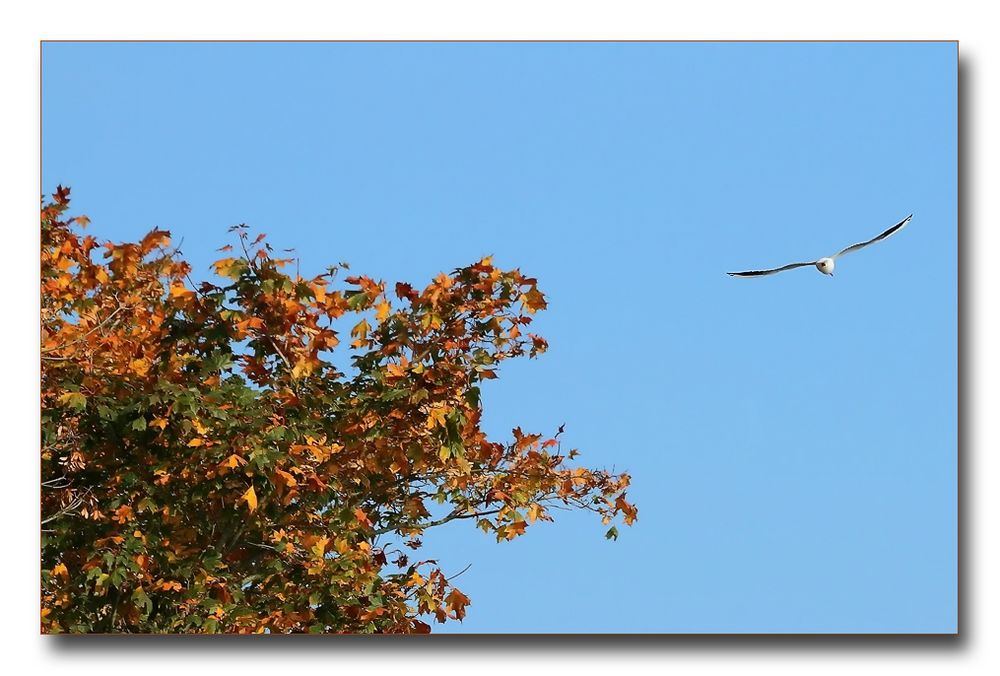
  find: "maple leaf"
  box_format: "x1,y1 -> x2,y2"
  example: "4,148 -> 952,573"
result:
169,283 -> 196,300
39,189 -> 637,635
526,504 -> 543,523
220,454 -> 247,470
445,588 -> 471,621
139,228 -> 171,253
395,282 -> 417,301
52,563 -> 69,581
353,508 -> 372,529
57,392 -> 87,411
241,486 -> 258,513
129,358 -> 151,377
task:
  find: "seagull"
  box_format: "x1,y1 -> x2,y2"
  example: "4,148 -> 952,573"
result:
727,214 -> 913,278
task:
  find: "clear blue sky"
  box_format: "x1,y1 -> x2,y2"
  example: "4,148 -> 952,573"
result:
41,41 -> 957,633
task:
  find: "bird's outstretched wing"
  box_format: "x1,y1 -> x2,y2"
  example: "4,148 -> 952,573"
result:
833,214 -> 913,259
727,261 -> 816,277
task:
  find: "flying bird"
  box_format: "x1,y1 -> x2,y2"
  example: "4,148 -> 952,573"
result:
727,214 -> 913,278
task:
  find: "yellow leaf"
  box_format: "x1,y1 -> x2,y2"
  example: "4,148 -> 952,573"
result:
187,438 -> 205,447
57,392 -> 87,410
169,283 -> 195,300
350,318 -> 369,340
291,358 -> 313,380
375,300 -> 391,322
150,418 -> 168,431
241,486 -> 258,512
426,406 -> 447,430
129,358 -> 150,376
52,563 -> 69,580
311,537 -> 329,559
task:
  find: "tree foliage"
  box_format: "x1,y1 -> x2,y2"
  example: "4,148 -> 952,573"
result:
40,187 -> 637,633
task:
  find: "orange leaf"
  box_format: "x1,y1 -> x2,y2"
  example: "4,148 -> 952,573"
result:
169,284 -> 195,300
140,228 -> 171,252
241,486 -> 258,512
52,563 -> 69,581
354,507 -> 371,528
220,454 -> 247,470
129,358 -> 150,377
275,468 -> 297,489
445,588 -> 471,620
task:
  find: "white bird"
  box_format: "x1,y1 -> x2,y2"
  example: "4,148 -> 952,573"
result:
727,214 -> 913,278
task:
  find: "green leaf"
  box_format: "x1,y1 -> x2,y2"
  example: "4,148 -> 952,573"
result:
605,526 -> 619,541
347,292 -> 369,310
58,392 -> 87,411
130,417 -> 147,431
131,587 -> 152,616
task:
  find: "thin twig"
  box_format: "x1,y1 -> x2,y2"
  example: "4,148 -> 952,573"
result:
445,562 -> 472,583
41,303 -> 126,354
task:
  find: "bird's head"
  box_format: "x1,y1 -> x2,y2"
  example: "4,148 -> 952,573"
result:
816,258 -> 835,276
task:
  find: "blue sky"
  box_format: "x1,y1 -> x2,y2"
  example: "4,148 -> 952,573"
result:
41,41 -> 957,633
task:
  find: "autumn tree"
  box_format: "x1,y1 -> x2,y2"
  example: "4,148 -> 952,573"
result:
40,187 -> 637,633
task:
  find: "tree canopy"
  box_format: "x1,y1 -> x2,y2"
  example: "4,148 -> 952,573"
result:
40,187 -> 637,633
